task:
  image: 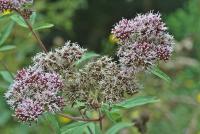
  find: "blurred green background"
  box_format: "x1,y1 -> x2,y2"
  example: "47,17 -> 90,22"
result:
1,0 -> 200,134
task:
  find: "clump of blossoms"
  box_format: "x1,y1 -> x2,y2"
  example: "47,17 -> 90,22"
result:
5,12 -> 174,124
5,67 -> 64,122
0,0 -> 33,18
65,56 -> 139,108
112,12 -> 175,72
32,41 -> 87,73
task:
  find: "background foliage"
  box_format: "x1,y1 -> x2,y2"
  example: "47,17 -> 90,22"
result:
0,0 -> 200,134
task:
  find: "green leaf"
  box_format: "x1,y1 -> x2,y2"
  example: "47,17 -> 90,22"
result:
75,52 -> 100,69
33,23 -> 54,31
101,105 -> 121,123
0,45 -> 16,52
0,71 -> 13,83
105,122 -> 133,134
0,110 -> 11,126
85,123 -> 96,134
10,14 -> 27,28
150,66 -> 171,82
0,21 -> 14,46
61,121 -> 88,134
44,113 -> 61,134
30,12 -> 37,25
112,96 -> 159,112
10,12 -> 36,28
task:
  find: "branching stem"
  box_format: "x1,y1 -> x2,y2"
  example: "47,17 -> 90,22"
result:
58,112 -> 105,122
15,10 -> 48,53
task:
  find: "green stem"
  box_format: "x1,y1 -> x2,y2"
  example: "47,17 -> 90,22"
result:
58,112 -> 105,122
16,10 -> 48,53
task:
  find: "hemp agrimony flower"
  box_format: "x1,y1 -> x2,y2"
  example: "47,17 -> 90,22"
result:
112,12 -> 174,72
0,0 -> 33,18
4,10 -> 175,124
32,41 -> 86,72
64,56 -> 139,107
5,67 -> 64,122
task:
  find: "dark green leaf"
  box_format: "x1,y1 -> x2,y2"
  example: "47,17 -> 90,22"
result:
150,66 -> 171,82
0,71 -> 13,83
105,122 -> 133,134
112,96 -> 159,112
33,23 -> 54,31
75,52 -> 100,69
0,21 -> 14,46
0,45 -> 16,52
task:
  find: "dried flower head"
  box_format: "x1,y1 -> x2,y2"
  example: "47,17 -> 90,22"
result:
64,56 -> 139,107
5,67 -> 64,122
32,41 -> 86,72
112,12 -> 175,72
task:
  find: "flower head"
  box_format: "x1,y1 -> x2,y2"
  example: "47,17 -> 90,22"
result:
112,12 -> 175,72
0,0 -> 33,18
111,18 -> 135,42
5,67 -> 64,122
64,56 -> 139,107
32,41 -> 86,72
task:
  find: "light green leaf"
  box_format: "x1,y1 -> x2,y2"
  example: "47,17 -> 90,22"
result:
112,96 -> 159,112
101,104 -> 121,123
105,122 -> 133,134
0,45 -> 16,52
0,110 -> 11,126
10,14 -> 27,28
61,121 -> 88,134
30,12 -> 36,25
44,113 -> 60,134
10,12 -> 36,28
0,21 -> 14,46
75,52 -> 100,69
85,123 -> 96,134
33,23 -> 54,31
150,66 -> 171,82
0,71 -> 13,83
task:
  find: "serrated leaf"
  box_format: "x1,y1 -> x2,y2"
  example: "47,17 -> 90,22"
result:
150,66 -> 171,82
75,52 -> 100,69
33,23 -> 54,31
112,96 -> 159,112
10,14 -> 27,28
105,122 -> 133,134
0,71 -> 13,83
0,21 -> 14,46
0,45 -> 16,52
61,121 -> 88,134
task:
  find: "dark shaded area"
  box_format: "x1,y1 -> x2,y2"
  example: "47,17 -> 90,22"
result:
72,0 -> 187,52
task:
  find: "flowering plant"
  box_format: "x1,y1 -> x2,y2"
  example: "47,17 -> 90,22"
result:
1,0 -> 175,133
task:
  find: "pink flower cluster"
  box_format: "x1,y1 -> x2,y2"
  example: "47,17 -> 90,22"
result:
112,12 -> 174,72
0,0 -> 33,18
5,67 -> 64,122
